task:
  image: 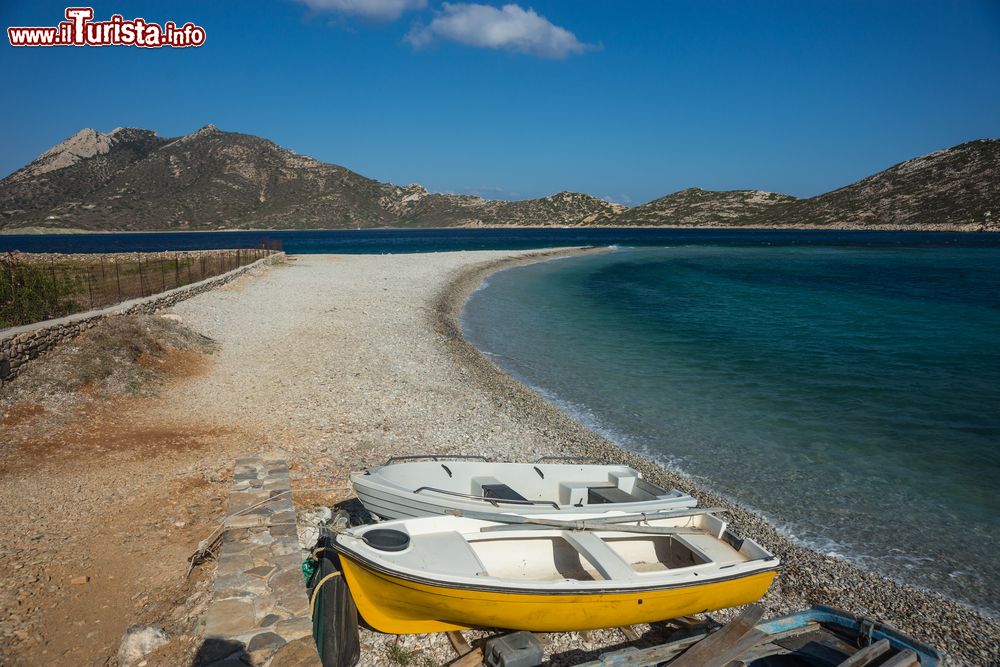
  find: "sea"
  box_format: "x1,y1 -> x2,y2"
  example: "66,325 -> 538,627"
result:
462,240 -> 1000,616
5,228 -> 999,613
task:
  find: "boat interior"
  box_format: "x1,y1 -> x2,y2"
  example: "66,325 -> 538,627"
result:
348,514 -> 773,584
365,460 -> 691,508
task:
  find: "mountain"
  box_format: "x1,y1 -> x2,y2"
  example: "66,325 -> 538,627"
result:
756,139 -> 999,231
615,188 -> 796,227
0,126 -> 622,231
619,140 -> 999,231
1,128 -> 996,232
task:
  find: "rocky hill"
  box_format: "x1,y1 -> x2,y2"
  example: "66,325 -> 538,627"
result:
756,139 -> 999,231
615,188 -> 796,227
0,126 -> 622,231
1,127 -> 996,232
619,140 -> 999,231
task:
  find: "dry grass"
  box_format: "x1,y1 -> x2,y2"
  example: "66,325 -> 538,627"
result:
1,314 -> 215,406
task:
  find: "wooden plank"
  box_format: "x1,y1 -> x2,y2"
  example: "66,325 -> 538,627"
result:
668,605 -> 766,667
735,622 -> 822,662
703,629 -> 768,667
620,625 -> 641,642
835,639 -> 891,667
880,650 -> 920,667
575,634 -> 707,667
446,630 -> 472,656
447,646 -> 484,667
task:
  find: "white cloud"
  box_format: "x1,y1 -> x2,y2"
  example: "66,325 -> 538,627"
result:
295,0 -> 426,22
406,3 -> 593,58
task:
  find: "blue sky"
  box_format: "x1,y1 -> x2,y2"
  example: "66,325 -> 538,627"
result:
2,1 -> 998,204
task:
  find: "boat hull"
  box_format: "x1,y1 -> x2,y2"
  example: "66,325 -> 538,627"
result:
353,475 -> 696,521
338,555 -> 778,634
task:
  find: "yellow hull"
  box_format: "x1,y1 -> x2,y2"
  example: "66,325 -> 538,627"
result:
339,556 -> 778,634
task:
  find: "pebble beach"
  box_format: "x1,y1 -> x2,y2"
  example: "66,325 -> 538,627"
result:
161,248 -> 999,665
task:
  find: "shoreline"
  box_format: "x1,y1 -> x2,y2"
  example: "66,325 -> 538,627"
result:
2,223 -> 997,236
432,246 -> 1000,665
6,248 -> 993,665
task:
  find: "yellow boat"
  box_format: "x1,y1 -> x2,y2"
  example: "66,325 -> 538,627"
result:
332,508 -> 780,634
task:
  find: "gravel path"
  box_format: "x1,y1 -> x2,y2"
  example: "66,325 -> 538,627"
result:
167,252 -> 574,470
167,250 -> 998,666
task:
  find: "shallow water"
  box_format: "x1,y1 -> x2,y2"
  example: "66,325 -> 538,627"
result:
462,245 -> 1000,614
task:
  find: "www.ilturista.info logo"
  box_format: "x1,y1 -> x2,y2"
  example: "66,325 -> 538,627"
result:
8,7 -> 206,48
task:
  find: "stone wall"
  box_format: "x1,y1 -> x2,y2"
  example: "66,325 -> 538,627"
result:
0,252 -> 284,384
197,456 -> 321,667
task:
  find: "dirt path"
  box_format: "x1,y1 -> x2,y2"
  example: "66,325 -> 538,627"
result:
0,284 -> 269,665
0,251 -> 544,666
0,387 -> 243,665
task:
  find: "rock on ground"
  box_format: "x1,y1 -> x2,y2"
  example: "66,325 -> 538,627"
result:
118,625 -> 169,667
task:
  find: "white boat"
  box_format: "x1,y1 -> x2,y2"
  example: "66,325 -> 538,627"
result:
351,456 -> 697,520
332,508 -> 780,634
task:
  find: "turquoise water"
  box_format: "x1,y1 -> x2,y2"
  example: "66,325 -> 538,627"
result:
462,245 -> 1000,613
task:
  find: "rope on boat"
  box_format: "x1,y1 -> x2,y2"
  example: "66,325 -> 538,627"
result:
309,570 -> 343,618
311,546 -> 334,560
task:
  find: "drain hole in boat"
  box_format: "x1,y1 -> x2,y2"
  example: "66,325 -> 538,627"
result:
605,536 -> 707,573
364,529 -> 411,552
469,537 -> 603,581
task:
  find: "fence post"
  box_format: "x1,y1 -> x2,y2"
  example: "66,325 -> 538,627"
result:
175,256 -> 180,286
160,258 -> 166,292
115,260 -> 122,301
86,269 -> 94,309
138,256 -> 145,297
100,256 -> 106,279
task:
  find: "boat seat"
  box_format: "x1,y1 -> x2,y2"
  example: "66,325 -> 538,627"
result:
561,533 -> 635,580
588,486 -> 637,504
481,484 -> 528,503
609,471 -> 640,494
407,532 -> 488,576
560,482 -> 612,506
681,534 -> 745,564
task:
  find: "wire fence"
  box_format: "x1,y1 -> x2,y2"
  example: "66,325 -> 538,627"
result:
1,242 -> 282,329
